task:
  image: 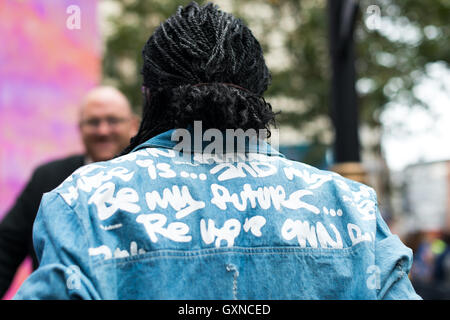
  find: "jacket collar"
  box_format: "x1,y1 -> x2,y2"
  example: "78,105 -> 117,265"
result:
131,129 -> 284,158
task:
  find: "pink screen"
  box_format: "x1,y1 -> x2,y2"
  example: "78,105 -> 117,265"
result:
0,0 -> 100,299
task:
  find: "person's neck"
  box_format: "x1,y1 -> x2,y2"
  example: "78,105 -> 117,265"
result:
84,155 -> 94,165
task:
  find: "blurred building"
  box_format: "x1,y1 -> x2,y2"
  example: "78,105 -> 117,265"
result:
400,160 -> 450,235
393,160 -> 450,299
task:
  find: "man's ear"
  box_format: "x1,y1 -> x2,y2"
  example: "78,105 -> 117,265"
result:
130,114 -> 140,136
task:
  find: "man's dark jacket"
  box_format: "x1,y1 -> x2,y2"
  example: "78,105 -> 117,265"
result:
0,155 -> 84,297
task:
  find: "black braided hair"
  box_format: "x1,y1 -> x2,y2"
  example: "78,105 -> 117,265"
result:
121,1 -> 277,155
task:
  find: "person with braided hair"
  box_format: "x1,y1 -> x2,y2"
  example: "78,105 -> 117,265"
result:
14,2 -> 420,299
120,1 -> 276,155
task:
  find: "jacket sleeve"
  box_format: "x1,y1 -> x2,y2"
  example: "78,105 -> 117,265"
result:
374,205 -> 422,300
13,192 -> 100,300
0,170 -> 40,298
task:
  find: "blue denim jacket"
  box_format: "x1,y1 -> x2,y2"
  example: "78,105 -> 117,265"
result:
15,129 -> 421,299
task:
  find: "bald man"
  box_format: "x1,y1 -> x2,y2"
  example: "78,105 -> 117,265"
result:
0,86 -> 139,298
79,86 -> 139,162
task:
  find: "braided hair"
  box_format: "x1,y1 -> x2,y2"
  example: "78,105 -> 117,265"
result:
121,1 -> 277,155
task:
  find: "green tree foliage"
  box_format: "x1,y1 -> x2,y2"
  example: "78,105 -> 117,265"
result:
102,0 -> 449,160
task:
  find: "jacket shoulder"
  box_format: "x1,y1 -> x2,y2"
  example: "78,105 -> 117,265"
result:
283,158 -> 378,219
52,154 -> 139,208
283,159 -> 374,191
33,154 -> 85,178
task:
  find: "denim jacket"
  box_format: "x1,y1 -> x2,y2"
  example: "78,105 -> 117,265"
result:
14,129 -> 421,299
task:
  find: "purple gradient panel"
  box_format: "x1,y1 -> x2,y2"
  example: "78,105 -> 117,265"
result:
0,0 -> 101,220
0,0 -> 101,300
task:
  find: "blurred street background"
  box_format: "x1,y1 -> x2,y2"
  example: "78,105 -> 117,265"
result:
0,0 -> 449,299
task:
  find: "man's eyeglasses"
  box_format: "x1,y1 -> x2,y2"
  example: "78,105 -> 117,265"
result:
80,117 -> 129,129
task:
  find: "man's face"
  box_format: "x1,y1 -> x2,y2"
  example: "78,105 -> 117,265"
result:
79,94 -> 138,162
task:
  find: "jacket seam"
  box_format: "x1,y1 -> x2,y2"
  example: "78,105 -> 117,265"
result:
55,192 -> 100,294
93,242 -> 370,267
